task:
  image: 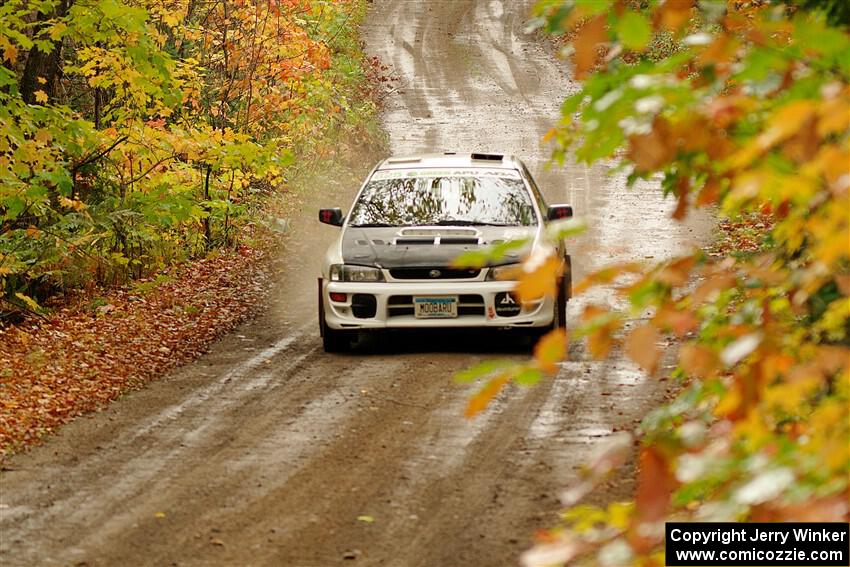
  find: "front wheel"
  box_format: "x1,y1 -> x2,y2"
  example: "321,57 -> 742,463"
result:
318,277 -> 353,353
322,322 -> 353,353
554,255 -> 572,330
554,273 -> 568,330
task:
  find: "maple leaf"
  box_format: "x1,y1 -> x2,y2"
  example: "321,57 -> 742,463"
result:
2,43 -> 17,64
33,90 -> 48,104
572,15 -> 607,79
625,324 -> 660,375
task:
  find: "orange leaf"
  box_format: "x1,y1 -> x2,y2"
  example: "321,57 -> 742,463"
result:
464,374 -> 510,419
671,182 -> 689,221
692,274 -> 735,304
656,255 -> 695,287
534,328 -> 567,373
572,15 -> 607,79
574,262 -> 643,295
515,255 -> 563,303
625,324 -> 661,374
696,177 -> 722,206
629,447 -> 676,553
588,329 -> 615,360
627,117 -> 675,172
653,305 -> 698,337
582,305 -> 620,359
679,343 -> 719,378
653,0 -> 694,33
2,42 -> 17,64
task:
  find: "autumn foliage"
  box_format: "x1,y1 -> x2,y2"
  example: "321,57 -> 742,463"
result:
462,1 -> 849,564
1,0 -> 373,314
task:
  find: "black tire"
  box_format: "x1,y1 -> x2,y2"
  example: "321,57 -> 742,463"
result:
322,322 -> 353,353
554,273 -> 568,330
563,254 -> 573,302
318,278 -> 353,353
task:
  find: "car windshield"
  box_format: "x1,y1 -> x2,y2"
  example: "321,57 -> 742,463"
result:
347,169 -> 537,227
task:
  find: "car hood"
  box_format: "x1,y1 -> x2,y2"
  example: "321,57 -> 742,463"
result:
340,226 -> 537,268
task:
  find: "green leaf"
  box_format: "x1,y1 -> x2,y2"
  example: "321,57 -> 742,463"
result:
513,366 -> 544,386
454,359 -> 516,383
616,11 -> 651,51
452,237 -> 530,268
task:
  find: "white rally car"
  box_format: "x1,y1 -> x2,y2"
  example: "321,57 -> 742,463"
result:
317,152 -> 573,352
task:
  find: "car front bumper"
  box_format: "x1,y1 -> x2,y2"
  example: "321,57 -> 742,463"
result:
321,279 -> 555,330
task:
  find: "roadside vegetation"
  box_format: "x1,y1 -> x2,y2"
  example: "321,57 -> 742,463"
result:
0,0 -> 383,454
0,0 -> 380,317
457,1 -> 849,564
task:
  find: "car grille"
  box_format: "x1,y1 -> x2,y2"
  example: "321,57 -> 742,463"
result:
388,267 -> 480,280
387,294 -> 485,317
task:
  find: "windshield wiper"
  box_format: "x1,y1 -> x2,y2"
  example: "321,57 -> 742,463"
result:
433,219 -> 513,226
349,222 -> 399,227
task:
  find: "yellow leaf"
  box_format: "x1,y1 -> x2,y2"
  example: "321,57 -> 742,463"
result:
2,43 -> 17,64
729,101 -> 815,169
14,292 -> 41,313
464,374 -> 510,419
534,328 -> 567,373
36,76 -> 47,85
714,384 -> 742,417
154,512 -> 166,519
625,324 -> 660,374
34,90 -> 48,104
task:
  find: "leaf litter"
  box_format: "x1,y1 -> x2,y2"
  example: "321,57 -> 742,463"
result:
0,244 -> 273,457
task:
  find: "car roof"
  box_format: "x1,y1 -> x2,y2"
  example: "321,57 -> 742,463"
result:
375,152 -> 525,171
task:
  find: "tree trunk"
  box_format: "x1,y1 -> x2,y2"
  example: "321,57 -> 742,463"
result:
19,0 -> 71,104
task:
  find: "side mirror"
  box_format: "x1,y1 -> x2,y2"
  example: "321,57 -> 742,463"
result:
546,204 -> 573,221
319,208 -> 345,227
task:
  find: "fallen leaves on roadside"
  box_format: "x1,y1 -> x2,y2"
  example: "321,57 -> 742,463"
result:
0,246 -> 273,457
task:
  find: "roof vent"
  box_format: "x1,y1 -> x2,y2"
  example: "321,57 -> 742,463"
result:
471,152 -> 503,161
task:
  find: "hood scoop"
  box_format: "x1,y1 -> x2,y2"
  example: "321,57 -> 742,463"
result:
393,227 -> 482,246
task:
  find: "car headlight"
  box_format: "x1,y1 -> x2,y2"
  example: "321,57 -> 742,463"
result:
486,263 -> 521,281
329,264 -> 385,282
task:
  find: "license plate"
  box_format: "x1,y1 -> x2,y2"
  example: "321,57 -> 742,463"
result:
414,296 -> 458,319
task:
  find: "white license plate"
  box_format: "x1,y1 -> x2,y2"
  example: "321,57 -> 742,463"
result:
414,296 -> 458,319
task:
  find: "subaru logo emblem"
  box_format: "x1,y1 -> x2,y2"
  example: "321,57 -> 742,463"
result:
429,269 -> 441,278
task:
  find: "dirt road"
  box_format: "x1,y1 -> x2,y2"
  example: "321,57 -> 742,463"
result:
0,1 -> 711,565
